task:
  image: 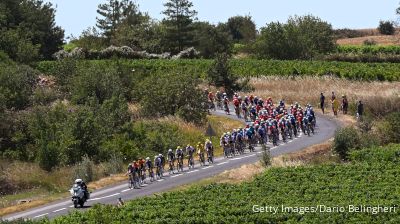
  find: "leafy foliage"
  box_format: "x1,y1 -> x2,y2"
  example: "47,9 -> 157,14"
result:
378,20 -> 395,35
162,0 -> 197,54
136,73 -> 207,124
0,0 -> 64,62
225,16 -> 257,44
333,127 -> 361,160
254,15 -> 336,59
37,59 -> 400,81
0,63 -> 38,110
207,54 -> 251,96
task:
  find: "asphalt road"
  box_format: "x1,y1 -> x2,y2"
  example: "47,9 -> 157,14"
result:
2,109 -> 337,221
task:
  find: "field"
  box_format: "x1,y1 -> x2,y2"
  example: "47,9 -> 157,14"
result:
31,144 -> 400,223
37,59 -> 400,81
246,76 -> 400,117
337,35 -> 400,46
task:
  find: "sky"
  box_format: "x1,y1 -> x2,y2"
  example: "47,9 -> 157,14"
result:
47,0 -> 400,38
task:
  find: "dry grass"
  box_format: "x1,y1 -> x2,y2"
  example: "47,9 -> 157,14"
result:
337,35 -> 400,46
245,76 -> 400,117
273,139 -> 336,166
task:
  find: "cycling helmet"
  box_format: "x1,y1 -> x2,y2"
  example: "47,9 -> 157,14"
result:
146,157 -> 150,160
159,154 -> 162,157
75,179 -> 83,185
168,149 -> 172,152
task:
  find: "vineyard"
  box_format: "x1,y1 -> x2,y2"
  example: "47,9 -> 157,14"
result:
37,59 -> 400,81
32,144 -> 400,223
336,45 -> 400,55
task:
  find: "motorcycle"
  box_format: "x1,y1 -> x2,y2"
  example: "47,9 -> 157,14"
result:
70,184 -> 90,208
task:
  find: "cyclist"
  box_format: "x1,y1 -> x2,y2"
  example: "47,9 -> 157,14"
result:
159,153 -> 165,173
154,155 -> 162,179
126,163 -> 135,188
167,149 -> 175,174
138,158 -> 146,184
145,157 -> 154,182
197,142 -> 205,166
223,96 -> 230,115
176,146 -> 184,172
205,139 -> 214,164
186,144 -> 195,169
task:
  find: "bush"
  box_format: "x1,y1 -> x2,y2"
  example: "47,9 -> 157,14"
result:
376,112 -> 400,145
137,73 -> 207,124
378,21 -> 395,35
73,156 -> 94,182
260,144 -> 272,167
0,63 -> 38,110
333,127 -> 361,160
363,39 -> 377,46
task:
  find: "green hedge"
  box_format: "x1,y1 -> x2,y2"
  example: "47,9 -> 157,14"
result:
37,59 -> 400,81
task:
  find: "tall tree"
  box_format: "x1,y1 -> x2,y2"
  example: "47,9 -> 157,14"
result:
0,0 -> 64,62
162,0 -> 197,54
226,15 -> 257,43
96,0 -> 143,41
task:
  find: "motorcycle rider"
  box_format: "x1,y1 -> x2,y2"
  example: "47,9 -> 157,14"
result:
74,178 -> 88,200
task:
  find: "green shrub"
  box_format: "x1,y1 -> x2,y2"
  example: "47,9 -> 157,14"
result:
73,156 -> 94,182
333,127 -> 361,160
378,20 -> 395,35
260,144 -> 272,167
376,112 -> 400,145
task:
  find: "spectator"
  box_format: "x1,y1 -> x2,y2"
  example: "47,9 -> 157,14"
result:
331,91 -> 336,114
117,197 -> 125,207
341,95 -> 348,115
357,100 -> 364,120
320,93 -> 325,114
332,98 -> 340,116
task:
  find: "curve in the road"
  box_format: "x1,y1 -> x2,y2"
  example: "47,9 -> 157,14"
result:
2,109 -> 338,221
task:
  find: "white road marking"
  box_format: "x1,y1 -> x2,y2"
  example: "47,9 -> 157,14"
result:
187,170 -> 199,174
257,152 -> 263,154
171,174 -> 183,178
90,193 -> 120,201
217,161 -> 229,166
34,213 -> 48,218
242,154 -> 256,158
121,189 -> 130,193
69,205 -> 74,208
230,157 -> 242,161
157,179 -> 164,182
201,166 -> 213,170
52,208 -> 66,213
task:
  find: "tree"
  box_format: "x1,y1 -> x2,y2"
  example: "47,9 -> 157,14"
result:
225,16 -> 257,43
162,0 -> 197,53
192,22 -> 232,58
254,15 -> 335,60
0,0 -> 64,61
207,53 -> 251,97
71,27 -> 108,50
96,0 -> 144,41
137,73 -> 207,124
378,20 -> 395,35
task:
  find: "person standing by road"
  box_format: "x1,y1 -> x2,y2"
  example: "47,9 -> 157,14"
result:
332,98 -> 340,117
320,93 -> 325,114
357,100 -> 364,120
331,91 -> 336,114
341,95 -> 348,115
